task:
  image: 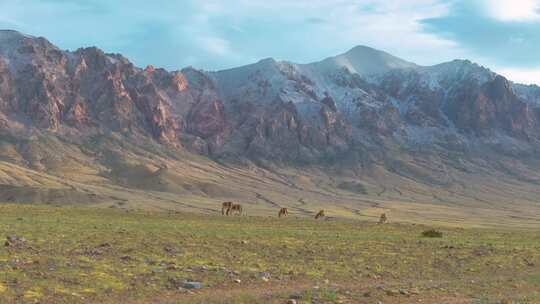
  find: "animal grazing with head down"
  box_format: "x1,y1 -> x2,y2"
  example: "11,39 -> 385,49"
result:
378,213 -> 388,224
278,208 -> 289,218
229,204 -> 243,216
314,210 -> 325,220
222,202 -> 233,215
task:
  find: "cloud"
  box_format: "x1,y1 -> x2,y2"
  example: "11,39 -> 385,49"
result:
182,0 -> 464,67
198,36 -> 232,56
305,17 -> 326,24
422,1 -> 540,69
0,0 -> 462,70
0,0 -> 538,84
480,0 -> 540,21
496,68 -> 540,85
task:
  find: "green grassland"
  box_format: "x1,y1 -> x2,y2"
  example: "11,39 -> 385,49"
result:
0,204 -> 539,304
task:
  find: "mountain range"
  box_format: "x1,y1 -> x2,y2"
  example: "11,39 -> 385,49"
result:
1,29 -> 540,227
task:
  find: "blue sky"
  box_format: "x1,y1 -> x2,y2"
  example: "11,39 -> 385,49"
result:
0,0 -> 539,84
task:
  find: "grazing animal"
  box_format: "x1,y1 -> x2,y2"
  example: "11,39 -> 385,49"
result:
228,204 -> 243,216
314,210 -> 325,220
222,202 -> 233,215
378,213 -> 388,224
278,208 -> 289,218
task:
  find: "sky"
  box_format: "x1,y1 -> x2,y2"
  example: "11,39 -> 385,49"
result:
0,0 -> 539,85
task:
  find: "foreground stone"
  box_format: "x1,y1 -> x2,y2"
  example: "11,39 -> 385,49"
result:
183,281 -> 203,289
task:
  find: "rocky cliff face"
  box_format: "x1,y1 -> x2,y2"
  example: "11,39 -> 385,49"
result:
444,75 -> 538,138
1,29 -> 540,168
0,30 -> 214,150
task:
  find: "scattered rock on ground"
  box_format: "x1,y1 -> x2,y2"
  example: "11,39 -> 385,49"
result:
5,235 -> 27,247
120,255 -> 132,262
258,271 -> 271,278
386,289 -> 399,296
399,289 -> 410,296
183,281 -> 203,289
163,245 -> 180,255
289,293 -> 303,300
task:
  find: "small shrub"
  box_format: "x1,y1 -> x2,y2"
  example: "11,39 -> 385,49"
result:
422,229 -> 443,238
321,289 -> 338,301
337,181 -> 368,194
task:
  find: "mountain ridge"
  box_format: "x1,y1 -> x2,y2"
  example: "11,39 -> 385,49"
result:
1,29 -> 538,158
1,29 -> 540,226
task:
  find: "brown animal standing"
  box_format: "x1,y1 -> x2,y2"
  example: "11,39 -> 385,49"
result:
222,202 -> 233,215
229,204 -> 243,216
314,210 -> 325,220
378,213 -> 388,224
278,208 -> 289,218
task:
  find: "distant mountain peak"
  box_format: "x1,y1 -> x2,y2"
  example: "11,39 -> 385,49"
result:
344,45 -> 399,58
257,57 -> 277,64
0,29 -> 36,40
0,29 -> 23,35
317,45 -> 418,77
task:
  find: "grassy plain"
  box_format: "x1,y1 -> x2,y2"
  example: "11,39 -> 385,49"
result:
0,204 -> 539,303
